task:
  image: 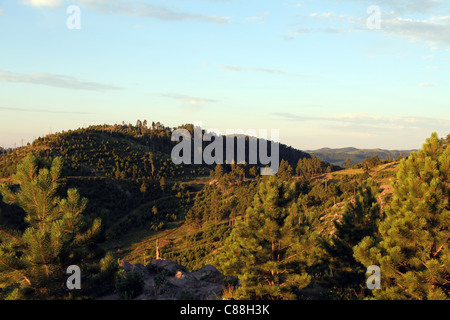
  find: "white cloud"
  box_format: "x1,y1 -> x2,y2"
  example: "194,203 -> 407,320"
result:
21,0 -> 62,7
272,112 -> 450,138
344,0 -> 444,14
0,8 -> 4,14
220,64 -> 320,78
157,93 -> 219,114
425,66 -> 448,70
158,93 -> 218,105
291,10 -> 450,47
0,70 -> 123,91
419,83 -> 435,87
77,0 -> 230,24
0,107 -> 92,114
220,65 -> 245,71
382,17 -> 450,46
245,12 -> 270,24
430,15 -> 450,21
309,12 -> 335,18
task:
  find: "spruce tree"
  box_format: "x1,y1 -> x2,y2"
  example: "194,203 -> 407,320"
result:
323,178 -> 382,299
0,155 -> 101,298
353,133 -> 449,300
216,177 -> 319,300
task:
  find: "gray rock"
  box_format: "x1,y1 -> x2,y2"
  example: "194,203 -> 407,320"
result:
148,259 -> 184,275
114,259 -> 224,300
191,264 -> 222,282
121,260 -> 149,276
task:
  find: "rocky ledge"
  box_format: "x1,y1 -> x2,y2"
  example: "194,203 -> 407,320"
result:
118,259 -> 225,300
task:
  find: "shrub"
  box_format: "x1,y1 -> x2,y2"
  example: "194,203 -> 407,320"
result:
115,270 -> 144,299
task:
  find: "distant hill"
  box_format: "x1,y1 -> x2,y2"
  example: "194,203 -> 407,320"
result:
306,147 -> 415,167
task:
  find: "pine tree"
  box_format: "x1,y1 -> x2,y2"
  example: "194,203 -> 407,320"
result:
346,159 -> 352,169
160,177 -> 166,193
140,182 -> 148,199
323,178 -> 382,299
149,152 -> 155,178
216,177 -> 319,300
353,133 -> 450,300
211,189 -> 221,227
214,164 -> 223,180
276,159 -> 293,181
0,155 -> 101,298
249,166 -> 259,179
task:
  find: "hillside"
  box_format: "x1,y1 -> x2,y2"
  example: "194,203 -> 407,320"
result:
120,160 -> 402,273
0,122 -> 403,260
3,122 -> 443,301
0,122 -> 317,180
0,121 -> 318,245
306,147 -> 415,167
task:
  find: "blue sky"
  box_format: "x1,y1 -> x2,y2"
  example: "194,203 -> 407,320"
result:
0,0 -> 449,150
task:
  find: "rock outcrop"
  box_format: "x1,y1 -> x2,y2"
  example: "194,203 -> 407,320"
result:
121,259 -> 225,300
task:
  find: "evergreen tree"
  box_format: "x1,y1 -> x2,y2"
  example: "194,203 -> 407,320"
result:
353,133 -> 450,300
149,152 -> 155,178
0,155 -> 101,299
249,166 -> 259,179
323,178 -> 382,299
160,177 -> 166,193
214,164 -> 223,180
276,159 -> 293,181
346,159 -> 352,169
140,182 -> 148,199
211,189 -> 221,227
216,177 -> 318,300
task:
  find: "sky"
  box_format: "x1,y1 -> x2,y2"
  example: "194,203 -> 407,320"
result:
0,0 -> 449,151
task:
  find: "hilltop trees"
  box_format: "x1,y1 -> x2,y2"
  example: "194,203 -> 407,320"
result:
296,155 -> 329,179
353,133 -> 450,300
0,155 -> 101,299
217,177 -> 320,300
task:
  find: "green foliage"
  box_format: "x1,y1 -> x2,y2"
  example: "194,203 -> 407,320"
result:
353,133 -> 450,300
276,159 -> 294,181
323,178 -> 382,299
296,154 -> 331,179
309,148 -> 412,168
0,155 -> 101,299
216,177 -> 323,300
114,269 -> 144,299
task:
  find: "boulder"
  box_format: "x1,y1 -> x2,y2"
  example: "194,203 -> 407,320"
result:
121,260 -> 149,277
148,259 -> 184,275
191,264 -> 222,282
115,259 -> 224,300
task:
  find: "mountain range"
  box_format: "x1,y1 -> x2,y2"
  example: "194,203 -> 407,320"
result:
306,147 -> 416,168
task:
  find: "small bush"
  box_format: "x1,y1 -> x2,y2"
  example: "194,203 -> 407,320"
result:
115,270 -> 144,299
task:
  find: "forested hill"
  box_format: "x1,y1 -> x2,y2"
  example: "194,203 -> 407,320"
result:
306,147 -> 415,168
0,121 -> 327,242
1,128 -> 447,301
0,121 -> 325,180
